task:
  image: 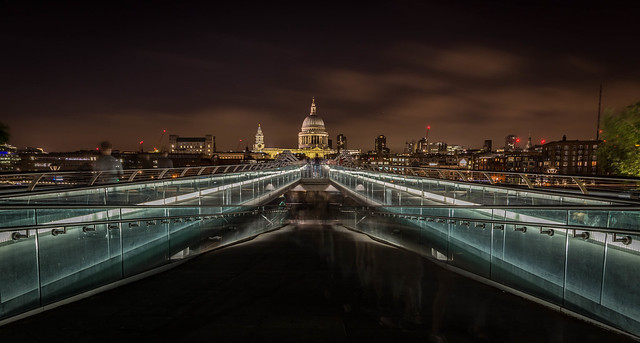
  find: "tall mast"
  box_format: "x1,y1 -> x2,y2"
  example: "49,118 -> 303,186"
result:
596,84 -> 602,141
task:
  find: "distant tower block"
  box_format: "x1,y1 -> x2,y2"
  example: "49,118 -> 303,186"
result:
337,133 -> 347,152
483,139 -> 492,152
253,124 -> 265,152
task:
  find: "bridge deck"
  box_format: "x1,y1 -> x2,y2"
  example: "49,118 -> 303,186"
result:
0,223 -> 632,343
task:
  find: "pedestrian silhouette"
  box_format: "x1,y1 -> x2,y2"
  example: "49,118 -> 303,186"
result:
93,141 -> 123,183
157,151 -> 173,168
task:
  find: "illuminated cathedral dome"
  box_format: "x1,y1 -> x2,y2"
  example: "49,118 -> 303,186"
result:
298,98 -> 329,149
301,101 -> 326,132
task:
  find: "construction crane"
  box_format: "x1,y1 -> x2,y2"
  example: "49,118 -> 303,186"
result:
154,129 -> 167,152
236,139 -> 244,151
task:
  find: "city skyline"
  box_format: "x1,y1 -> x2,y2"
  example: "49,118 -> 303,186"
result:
2,2 -> 639,152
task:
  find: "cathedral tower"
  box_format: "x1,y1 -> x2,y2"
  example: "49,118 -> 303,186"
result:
253,124 -> 264,152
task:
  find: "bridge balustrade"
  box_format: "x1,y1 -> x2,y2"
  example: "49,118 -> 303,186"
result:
0,165 -> 303,323
329,166 -> 640,338
0,205 -> 289,322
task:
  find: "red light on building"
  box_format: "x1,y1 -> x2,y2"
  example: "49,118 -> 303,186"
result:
541,139 -> 546,144
427,126 -> 431,130
139,141 -> 144,145
515,138 -> 521,143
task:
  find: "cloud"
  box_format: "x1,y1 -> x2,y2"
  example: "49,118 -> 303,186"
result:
389,43 -> 524,79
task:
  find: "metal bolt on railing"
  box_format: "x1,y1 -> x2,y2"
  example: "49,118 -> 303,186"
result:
108,224 -> 119,230
475,223 -> 486,228
515,226 -> 527,233
51,228 -> 66,236
146,220 -> 156,226
129,222 -> 140,228
613,233 -> 632,245
493,225 -> 504,230
540,228 -> 554,236
82,226 -> 96,233
573,231 -> 590,240
11,232 -> 28,240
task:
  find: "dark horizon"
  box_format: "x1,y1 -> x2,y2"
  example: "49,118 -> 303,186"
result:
2,1 -> 639,153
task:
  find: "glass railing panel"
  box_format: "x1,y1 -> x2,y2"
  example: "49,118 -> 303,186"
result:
505,208 -> 567,225
121,219 -> 169,278
608,211 -> 640,231
240,181 -> 255,203
371,182 -> 385,204
449,221 -> 492,278
494,189 -> 510,205
507,190 -> 533,205
530,193 -> 564,205
104,184 -> 156,205
564,230 -> 605,320
450,207 -> 493,221
601,233 -> 640,336
399,189 -> 423,206
491,225 -> 566,305
451,185 -> 472,203
37,224 -> 121,305
0,209 -> 36,228
36,208 -> 111,226
567,209 -> 610,228
167,208 -> 202,257
120,207 -> 166,221
0,229 -> 39,320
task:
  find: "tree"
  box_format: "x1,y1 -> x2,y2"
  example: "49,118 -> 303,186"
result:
0,122 -> 9,145
597,102 -> 640,176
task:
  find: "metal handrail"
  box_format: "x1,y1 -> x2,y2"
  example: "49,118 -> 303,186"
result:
341,208 -> 639,236
329,166 -> 640,205
1,204 -> 639,210
350,164 -> 640,195
0,161 -> 301,194
1,207 -> 290,234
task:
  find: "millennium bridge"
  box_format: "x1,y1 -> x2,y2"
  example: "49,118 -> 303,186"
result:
0,161 -> 639,342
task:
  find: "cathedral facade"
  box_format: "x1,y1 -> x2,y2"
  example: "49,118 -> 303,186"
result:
253,98 -> 334,158
298,98 -> 329,149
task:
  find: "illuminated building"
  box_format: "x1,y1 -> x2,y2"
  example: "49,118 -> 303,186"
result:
258,98 -> 336,159
505,134 -> 518,151
542,136 -> 598,175
298,98 -> 329,149
0,144 -> 20,171
253,124 -> 264,152
17,149 -> 97,172
404,140 -> 416,154
169,135 -> 214,158
374,135 -> 389,154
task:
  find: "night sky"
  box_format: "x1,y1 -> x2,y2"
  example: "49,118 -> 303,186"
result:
2,1 -> 639,153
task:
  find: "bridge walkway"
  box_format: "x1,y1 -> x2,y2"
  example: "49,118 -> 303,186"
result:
0,222 -> 633,343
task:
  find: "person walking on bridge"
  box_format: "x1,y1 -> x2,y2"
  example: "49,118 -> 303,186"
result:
93,141 -> 123,183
